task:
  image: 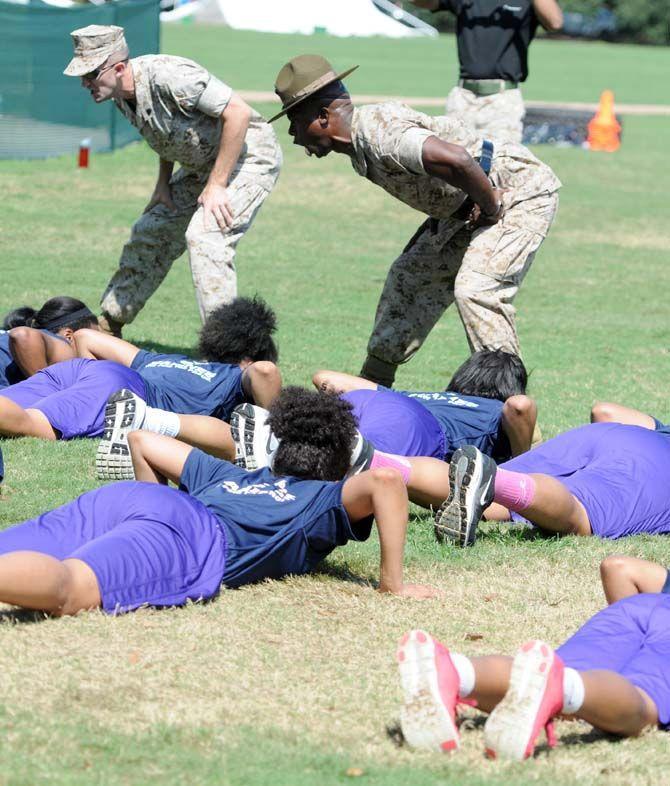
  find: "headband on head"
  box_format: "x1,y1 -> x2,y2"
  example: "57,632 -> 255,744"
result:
42,307 -> 96,331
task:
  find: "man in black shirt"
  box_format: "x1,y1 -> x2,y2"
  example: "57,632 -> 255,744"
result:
410,0 -> 563,141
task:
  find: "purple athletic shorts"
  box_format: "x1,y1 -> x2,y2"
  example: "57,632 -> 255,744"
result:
501,423 -> 670,538
0,482 -> 227,614
342,389 -> 445,459
557,593 -> 670,726
0,358 -> 146,439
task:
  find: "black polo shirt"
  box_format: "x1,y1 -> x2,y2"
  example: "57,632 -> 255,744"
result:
438,0 -> 538,82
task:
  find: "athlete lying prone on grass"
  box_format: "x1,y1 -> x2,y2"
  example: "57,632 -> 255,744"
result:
435,420 -> 670,546
1,296 -> 99,388
313,349 -> 537,461
0,406 -> 445,617
0,299 -> 279,473
396,556 -> 670,761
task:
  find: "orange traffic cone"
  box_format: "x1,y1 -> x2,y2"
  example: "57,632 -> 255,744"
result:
586,90 -> 621,152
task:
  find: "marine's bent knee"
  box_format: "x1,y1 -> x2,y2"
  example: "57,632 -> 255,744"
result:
453,275 -> 495,309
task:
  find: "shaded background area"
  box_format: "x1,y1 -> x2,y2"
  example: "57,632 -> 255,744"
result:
0,0 -> 159,158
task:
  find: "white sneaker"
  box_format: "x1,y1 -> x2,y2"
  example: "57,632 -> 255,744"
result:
230,403 -> 277,470
345,431 -> 375,477
96,389 -> 146,481
434,446 -> 496,547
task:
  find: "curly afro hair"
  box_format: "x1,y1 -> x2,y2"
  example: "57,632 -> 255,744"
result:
267,386 -> 358,481
198,296 -> 278,364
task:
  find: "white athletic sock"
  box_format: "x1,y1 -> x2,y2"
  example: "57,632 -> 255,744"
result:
142,407 -> 181,438
450,651 -> 476,698
562,667 -> 585,714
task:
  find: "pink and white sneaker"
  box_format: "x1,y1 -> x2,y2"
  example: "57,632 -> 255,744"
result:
484,640 -> 564,760
396,629 -> 461,752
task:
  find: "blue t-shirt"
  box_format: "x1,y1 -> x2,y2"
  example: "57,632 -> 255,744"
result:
396,390 -> 510,461
131,350 -> 246,421
0,446 -> 4,482
653,417 -> 670,437
179,450 -> 373,588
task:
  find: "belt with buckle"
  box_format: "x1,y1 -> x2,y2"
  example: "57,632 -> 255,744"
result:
459,78 -> 518,97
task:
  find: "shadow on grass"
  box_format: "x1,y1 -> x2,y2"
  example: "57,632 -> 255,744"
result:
388,712 -> 621,758
0,608 -> 49,625
314,561 -> 377,588
478,522 -> 561,545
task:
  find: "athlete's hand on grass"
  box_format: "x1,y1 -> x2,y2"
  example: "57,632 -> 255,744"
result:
198,182 -> 234,231
386,583 -> 444,600
144,181 -> 177,214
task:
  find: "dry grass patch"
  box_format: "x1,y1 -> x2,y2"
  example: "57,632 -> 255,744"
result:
2,528 -> 670,784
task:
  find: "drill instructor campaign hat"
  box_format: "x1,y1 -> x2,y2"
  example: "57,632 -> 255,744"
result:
64,25 -> 128,77
269,54 -> 358,122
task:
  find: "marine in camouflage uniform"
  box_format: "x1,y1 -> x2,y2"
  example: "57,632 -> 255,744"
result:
272,56 -> 560,387
64,26 -> 281,332
351,103 -> 560,384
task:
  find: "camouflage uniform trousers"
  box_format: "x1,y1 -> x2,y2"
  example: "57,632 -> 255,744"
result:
101,164 -> 280,324
445,86 -> 525,143
364,192 -> 559,382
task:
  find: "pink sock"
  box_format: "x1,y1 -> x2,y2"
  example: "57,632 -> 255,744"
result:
494,468 -> 536,511
370,450 -> 411,485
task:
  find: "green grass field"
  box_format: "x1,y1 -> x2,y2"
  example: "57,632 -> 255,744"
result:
1,25 -> 670,786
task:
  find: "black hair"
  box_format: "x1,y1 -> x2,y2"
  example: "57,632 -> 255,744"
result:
313,81 -> 349,105
198,296 -> 279,364
1,297 -> 97,333
267,386 -> 358,481
290,82 -> 350,120
447,349 -> 528,401
2,307 -> 36,330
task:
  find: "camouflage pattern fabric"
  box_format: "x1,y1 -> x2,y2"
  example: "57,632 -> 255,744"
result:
102,55 -> 281,323
101,170 -> 276,322
366,192 -> 559,366
445,86 -> 526,144
349,102 -> 561,380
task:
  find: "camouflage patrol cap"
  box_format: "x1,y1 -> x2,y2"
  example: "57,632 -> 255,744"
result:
269,54 -> 358,123
63,25 -> 128,77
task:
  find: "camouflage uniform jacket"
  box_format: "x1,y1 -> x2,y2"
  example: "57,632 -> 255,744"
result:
349,103 -> 561,221
115,55 -> 278,189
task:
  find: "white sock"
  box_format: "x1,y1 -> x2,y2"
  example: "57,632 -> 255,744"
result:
142,407 -> 181,438
450,651 -> 476,698
562,667 -> 585,714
